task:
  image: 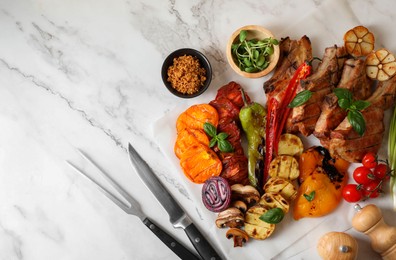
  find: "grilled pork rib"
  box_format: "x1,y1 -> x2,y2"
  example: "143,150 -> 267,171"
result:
314,58 -> 373,142
263,36 -> 312,102
289,45 -> 348,136
329,75 -> 396,162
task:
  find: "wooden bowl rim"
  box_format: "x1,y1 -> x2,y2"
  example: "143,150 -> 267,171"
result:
226,25 -> 280,78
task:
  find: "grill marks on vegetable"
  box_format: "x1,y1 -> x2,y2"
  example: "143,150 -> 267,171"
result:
315,146 -> 345,185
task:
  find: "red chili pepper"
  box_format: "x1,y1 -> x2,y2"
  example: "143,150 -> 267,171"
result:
264,62 -> 311,184
265,98 -> 279,184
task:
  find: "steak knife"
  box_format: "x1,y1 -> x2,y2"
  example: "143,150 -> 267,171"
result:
128,142 -> 222,260
66,150 -> 200,260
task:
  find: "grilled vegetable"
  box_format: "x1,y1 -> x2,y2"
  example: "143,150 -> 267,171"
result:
343,25 -> 375,57
366,48 -> 396,81
244,205 -> 275,240
239,88 -> 266,191
265,62 -> 311,184
174,128 -> 209,159
179,144 -> 222,183
264,177 -> 297,201
215,207 -> 244,228
176,103 -> 219,132
231,184 -> 260,206
293,146 -> 349,220
226,228 -> 249,247
202,176 -> 231,212
259,193 -> 290,213
277,133 -> 304,157
269,155 -> 299,181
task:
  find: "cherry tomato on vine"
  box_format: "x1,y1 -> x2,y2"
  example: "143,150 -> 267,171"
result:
353,166 -> 374,185
342,184 -> 363,203
362,152 -> 377,169
373,163 -> 389,180
362,180 -> 382,198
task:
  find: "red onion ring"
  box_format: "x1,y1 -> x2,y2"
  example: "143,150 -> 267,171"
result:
202,176 -> 231,212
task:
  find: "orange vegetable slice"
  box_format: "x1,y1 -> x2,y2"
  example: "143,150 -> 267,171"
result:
174,128 -> 209,159
344,25 -> 375,57
293,169 -> 348,220
176,104 -> 219,132
294,147 -> 350,220
179,144 -> 222,183
298,147 -> 323,184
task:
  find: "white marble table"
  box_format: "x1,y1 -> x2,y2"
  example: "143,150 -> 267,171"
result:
1,0 -> 396,259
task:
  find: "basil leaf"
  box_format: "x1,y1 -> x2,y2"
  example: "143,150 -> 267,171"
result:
239,30 -> 247,42
209,138 -> 217,148
203,122 -> 217,137
259,208 -> 285,224
303,191 -> 315,202
217,132 -> 228,140
338,98 -> 351,110
348,110 -> 366,136
334,88 -> 352,101
217,139 -> 234,153
288,90 -> 312,108
352,100 -> 371,111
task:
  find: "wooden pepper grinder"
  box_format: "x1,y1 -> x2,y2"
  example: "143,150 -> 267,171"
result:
352,204 -> 396,260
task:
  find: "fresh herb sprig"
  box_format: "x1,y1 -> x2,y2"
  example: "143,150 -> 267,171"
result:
231,30 -> 279,73
334,88 -> 371,136
203,122 -> 234,153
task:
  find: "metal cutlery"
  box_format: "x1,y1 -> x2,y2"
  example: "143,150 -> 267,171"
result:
66,149 -> 200,260
127,142 -> 222,260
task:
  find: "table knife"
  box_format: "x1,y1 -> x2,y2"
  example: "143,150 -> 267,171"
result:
128,142 -> 222,260
66,150 -> 199,260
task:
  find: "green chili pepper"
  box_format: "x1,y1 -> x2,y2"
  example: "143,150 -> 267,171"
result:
239,88 -> 266,192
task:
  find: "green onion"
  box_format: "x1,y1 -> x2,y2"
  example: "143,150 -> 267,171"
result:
389,105 -> 396,211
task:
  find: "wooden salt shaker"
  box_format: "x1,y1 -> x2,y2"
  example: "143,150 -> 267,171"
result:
352,204 -> 396,260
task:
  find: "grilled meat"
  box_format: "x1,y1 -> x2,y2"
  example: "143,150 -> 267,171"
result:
263,36 -> 312,101
288,45 -> 348,135
366,74 -> 396,109
329,75 -> 396,162
314,58 -> 374,141
329,106 -> 385,162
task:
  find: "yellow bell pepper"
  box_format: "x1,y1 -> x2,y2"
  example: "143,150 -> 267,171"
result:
293,147 -> 349,220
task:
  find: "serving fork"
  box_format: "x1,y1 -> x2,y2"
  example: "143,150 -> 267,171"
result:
66,149 -> 200,260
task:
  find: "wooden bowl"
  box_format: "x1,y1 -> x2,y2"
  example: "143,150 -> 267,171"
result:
227,25 -> 280,78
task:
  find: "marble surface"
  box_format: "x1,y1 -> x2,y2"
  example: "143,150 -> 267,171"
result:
1,0 -> 396,259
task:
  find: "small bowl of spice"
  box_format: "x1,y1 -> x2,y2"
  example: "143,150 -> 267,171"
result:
162,48 -> 212,98
227,25 -> 280,78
